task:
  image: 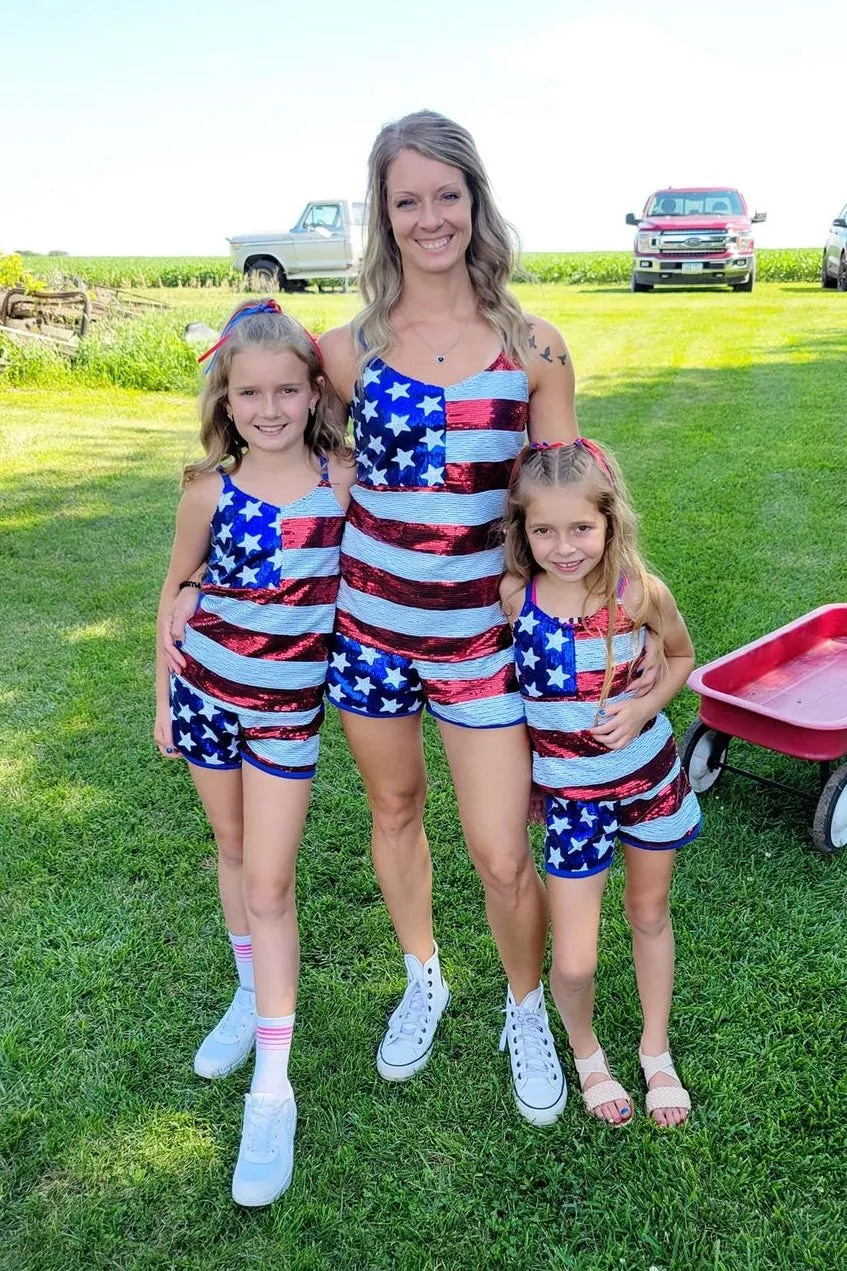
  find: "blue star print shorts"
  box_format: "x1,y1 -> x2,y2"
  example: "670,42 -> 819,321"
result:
542,778 -> 701,878
169,674 -> 321,779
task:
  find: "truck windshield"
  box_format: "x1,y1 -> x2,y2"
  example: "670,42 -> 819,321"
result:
647,191 -> 744,216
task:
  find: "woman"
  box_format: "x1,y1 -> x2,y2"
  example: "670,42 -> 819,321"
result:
318,110 -> 578,1125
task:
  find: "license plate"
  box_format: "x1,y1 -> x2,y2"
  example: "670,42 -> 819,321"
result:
682,262 -> 704,273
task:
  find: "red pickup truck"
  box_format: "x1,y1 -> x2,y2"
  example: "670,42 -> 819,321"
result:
625,188 -> 766,292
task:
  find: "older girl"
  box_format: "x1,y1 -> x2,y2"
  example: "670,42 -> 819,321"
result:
155,301 -> 354,1203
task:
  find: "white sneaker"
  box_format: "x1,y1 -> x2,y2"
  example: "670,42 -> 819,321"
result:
193,986 -> 256,1080
499,984 -> 567,1126
231,1092 -> 297,1207
376,946 -> 451,1081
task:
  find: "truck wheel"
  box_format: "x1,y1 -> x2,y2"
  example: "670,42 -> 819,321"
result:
680,721 -> 730,794
837,256 -> 847,292
812,763 -> 847,853
732,268 -> 755,292
630,274 -> 652,293
821,253 -> 836,289
245,258 -> 283,292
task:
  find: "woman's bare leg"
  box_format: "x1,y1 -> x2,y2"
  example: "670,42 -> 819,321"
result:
339,710 -> 433,962
437,720 -> 544,997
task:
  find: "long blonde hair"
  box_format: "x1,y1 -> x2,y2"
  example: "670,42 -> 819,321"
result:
184,302 -> 350,488
354,109 -> 530,372
504,440 -> 664,704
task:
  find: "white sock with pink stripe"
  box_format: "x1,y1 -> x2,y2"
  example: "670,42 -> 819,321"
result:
251,1013 -> 295,1098
228,931 -> 255,991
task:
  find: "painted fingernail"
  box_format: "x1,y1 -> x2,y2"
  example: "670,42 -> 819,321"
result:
175,640 -> 183,648
166,747 -> 173,753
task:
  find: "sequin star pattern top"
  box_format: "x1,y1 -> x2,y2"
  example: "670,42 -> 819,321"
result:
337,353 -> 528,664
513,579 -> 686,802
177,462 -> 345,770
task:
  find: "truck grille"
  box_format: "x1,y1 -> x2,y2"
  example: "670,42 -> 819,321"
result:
658,231 -> 728,255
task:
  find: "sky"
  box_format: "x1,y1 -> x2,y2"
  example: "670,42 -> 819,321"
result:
4,0 -> 843,257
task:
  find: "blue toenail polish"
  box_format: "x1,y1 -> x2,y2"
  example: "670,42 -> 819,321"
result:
166,747 -> 173,753
621,1106 -> 630,1115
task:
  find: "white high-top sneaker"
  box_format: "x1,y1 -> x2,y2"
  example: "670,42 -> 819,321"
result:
377,945 -> 451,1081
499,983 -> 567,1126
193,986 -> 256,1080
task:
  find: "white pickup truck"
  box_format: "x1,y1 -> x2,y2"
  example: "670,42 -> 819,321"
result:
228,199 -> 365,291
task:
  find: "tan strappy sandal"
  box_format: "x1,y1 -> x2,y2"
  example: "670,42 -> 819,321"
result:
573,1045 -> 634,1127
639,1049 -> 691,1125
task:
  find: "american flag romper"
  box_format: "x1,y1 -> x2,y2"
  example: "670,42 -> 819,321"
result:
513,579 -> 701,877
326,352 -> 528,728
170,460 -> 345,778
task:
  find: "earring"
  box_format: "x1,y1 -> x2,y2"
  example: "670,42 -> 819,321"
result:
225,407 -> 233,421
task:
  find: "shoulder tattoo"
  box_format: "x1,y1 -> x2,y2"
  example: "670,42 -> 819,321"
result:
527,322 -> 567,365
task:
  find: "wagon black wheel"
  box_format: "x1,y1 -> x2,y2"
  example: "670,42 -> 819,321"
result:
812,762 -> 847,854
680,721 -> 730,794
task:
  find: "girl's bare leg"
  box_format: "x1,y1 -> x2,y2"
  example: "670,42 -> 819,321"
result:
240,765 -> 312,1018
548,871 -> 631,1124
187,764 -> 247,935
623,844 -> 687,1127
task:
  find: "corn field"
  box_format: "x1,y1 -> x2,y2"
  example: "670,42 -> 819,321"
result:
17,249 -> 825,290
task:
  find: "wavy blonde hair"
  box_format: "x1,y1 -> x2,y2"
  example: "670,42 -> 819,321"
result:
504,440 -> 664,704
354,109 -> 530,372
183,302 -> 350,488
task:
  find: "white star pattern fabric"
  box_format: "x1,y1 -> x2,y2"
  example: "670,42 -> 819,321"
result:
513,597 -> 577,699
543,794 -> 620,876
170,676 -> 243,770
206,476 -> 290,589
325,633 -> 425,717
351,359 -> 446,490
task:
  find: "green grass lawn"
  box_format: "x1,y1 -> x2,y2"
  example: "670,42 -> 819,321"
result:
1,284 -> 846,1270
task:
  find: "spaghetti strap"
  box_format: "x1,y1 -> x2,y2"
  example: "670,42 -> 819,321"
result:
616,575 -> 628,599
529,576 -> 538,605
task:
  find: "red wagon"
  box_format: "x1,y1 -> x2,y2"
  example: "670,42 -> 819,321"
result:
680,604 -> 847,854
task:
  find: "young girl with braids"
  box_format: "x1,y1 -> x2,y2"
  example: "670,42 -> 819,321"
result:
500,438 -> 701,1129
154,300 -> 354,1205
